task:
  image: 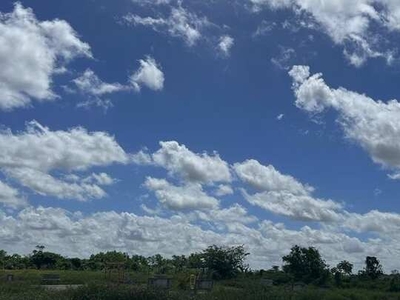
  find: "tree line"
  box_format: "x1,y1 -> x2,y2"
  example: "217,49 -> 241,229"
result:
0,245 -> 249,280
1,244 -> 398,289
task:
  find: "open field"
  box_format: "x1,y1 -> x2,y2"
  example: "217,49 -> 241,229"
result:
2,270 -> 400,300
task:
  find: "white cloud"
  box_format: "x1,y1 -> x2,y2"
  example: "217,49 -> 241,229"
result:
290,65 -> 400,171
124,6 -> 210,46
0,181 -> 27,208
214,184 -> 234,196
218,35 -> 234,57
72,69 -> 130,110
271,47 -> 296,70
0,121 -> 128,201
131,150 -> 153,165
253,20 -> 277,37
242,189 -> 343,222
250,0 -> 292,10
276,114 -> 285,120
0,205 -> 395,271
0,206 -> 221,260
288,65 -> 311,87
388,172 -> 400,180
5,168 -> 106,201
3,134 -> 400,270
73,69 -> 128,96
383,0 -> 400,31
0,3 -> 91,111
209,204 -> 257,224
149,141 -> 232,184
73,62 -> 164,109
234,159 -> 313,195
84,173 -> 116,186
343,210 -> 400,235
144,177 -> 219,211
131,0 -> 171,5
235,159 -> 343,222
0,121 -> 128,172
130,57 -> 165,92
250,0 -> 396,66
189,204 -> 258,229
0,135 -> 398,271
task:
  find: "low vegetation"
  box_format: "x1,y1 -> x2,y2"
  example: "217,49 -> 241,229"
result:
1,244 -> 400,299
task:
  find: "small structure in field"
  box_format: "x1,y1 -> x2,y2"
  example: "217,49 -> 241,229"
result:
104,262 -> 127,284
190,273 -> 213,294
196,279 -> 213,291
6,274 -> 14,282
148,275 -> 173,289
41,273 -> 61,285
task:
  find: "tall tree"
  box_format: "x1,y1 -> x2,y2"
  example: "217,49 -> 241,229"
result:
0,250 -> 6,270
365,256 -> 383,280
282,245 -> 329,284
201,245 -> 249,279
337,260 -> 353,276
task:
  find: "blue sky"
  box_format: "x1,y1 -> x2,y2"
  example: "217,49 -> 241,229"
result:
2,0 -> 400,270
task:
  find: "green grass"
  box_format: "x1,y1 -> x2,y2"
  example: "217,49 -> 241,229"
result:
0,269 -> 150,285
3,270 -> 400,299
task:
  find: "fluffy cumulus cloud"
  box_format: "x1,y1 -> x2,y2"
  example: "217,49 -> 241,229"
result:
242,190 -> 343,222
1,205 -> 399,270
72,57 -> 164,109
72,69 -> 131,109
344,210 -> 400,236
73,69 -> 128,96
234,159 -> 313,195
0,3 -> 91,111
235,159 -> 342,222
131,0 -> 171,5
83,173 -> 116,186
5,168 -> 107,201
289,65 -> 400,171
2,138 -> 400,270
218,35 -> 234,57
214,184 -> 234,196
0,121 -> 128,172
131,142 -> 234,213
130,57 -> 165,92
250,0 -> 399,66
0,181 -> 27,208
136,144 -> 345,222
0,121 -> 129,201
191,204 -> 257,226
124,5 -> 211,46
144,177 -> 219,210
135,141 -> 232,184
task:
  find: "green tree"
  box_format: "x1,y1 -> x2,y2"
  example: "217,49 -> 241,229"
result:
337,260 -> 353,276
87,251 -> 128,271
68,258 -> 82,270
271,266 -> 280,272
365,256 -> 383,280
171,255 -> 187,272
31,251 -> 62,269
331,267 -> 342,287
282,245 -> 329,284
201,245 -> 249,279
188,253 -> 204,269
30,245 -> 63,270
0,250 -> 6,270
130,255 -> 148,272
